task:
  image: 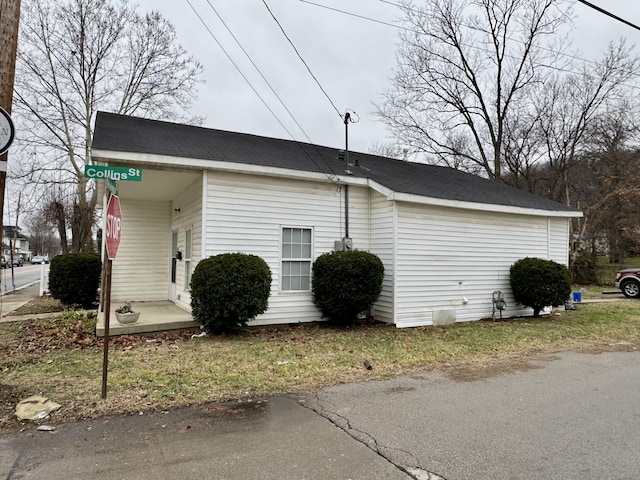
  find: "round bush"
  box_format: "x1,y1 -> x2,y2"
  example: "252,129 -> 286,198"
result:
48,253 -> 102,308
509,257 -> 571,317
190,253 -> 272,333
312,250 -> 384,325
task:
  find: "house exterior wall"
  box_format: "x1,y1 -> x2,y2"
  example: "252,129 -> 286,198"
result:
204,171 -> 370,325
369,190 -> 395,323
111,199 -> 171,302
170,177 -> 203,310
394,203 -> 571,327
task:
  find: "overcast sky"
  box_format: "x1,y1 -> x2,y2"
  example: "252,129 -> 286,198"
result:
132,0 -> 640,154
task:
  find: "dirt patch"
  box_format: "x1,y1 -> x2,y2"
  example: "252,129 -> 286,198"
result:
9,296 -> 65,316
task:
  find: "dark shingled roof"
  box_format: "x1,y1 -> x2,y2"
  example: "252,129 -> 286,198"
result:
92,112 -> 576,213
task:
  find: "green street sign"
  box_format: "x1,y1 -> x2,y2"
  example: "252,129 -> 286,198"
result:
84,165 -> 142,181
106,178 -> 118,195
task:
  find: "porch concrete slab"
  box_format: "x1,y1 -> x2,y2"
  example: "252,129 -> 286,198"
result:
96,301 -> 198,337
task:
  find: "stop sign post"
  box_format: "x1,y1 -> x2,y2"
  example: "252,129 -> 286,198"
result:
102,193 -> 122,399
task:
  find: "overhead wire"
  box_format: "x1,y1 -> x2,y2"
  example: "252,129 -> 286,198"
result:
204,0 -> 314,144
298,0 -> 640,88
262,0 -> 344,120
576,0 -> 640,32
186,0 -> 340,181
185,0 -> 298,141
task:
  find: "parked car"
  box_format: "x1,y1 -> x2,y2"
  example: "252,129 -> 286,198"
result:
2,254 -> 23,267
615,268 -> 640,298
32,255 -> 49,265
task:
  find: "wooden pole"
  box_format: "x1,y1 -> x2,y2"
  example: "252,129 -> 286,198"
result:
0,0 -> 21,245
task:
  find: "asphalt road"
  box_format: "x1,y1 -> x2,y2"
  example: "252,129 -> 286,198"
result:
0,264 -> 43,294
305,350 -> 640,479
1,350 -> 639,479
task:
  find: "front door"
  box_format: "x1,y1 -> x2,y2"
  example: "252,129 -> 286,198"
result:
169,230 -> 178,300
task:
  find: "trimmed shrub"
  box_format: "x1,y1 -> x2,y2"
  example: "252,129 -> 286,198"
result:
190,253 -> 272,333
312,250 -> 384,325
49,253 -> 102,308
509,257 -> 572,317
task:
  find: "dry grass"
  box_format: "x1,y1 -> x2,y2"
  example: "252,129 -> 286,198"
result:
1,300 -> 640,430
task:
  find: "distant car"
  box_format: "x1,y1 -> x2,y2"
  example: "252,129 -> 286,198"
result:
32,255 -> 49,265
2,254 -> 23,267
615,268 -> 640,298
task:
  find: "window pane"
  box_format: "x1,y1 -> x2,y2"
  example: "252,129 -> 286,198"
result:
185,261 -> 192,289
282,276 -> 290,290
282,243 -> 291,258
291,276 -> 301,290
300,275 -> 310,290
292,243 -> 302,258
292,228 -> 301,243
302,229 -> 311,243
185,229 -> 192,258
301,244 -> 311,258
283,229 -> 291,243
301,262 -> 310,275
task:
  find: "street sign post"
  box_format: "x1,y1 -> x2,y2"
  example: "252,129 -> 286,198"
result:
102,193 -> 122,398
84,164 -> 142,181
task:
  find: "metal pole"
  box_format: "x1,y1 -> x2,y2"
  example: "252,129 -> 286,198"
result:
101,258 -> 112,399
344,112 -> 350,240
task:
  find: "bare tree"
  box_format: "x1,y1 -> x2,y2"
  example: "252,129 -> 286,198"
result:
533,41 -> 640,206
574,106 -> 640,263
13,0 -> 203,252
376,0 -> 571,180
25,214 -> 59,257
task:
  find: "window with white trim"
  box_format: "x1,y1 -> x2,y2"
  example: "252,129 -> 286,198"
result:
184,228 -> 192,290
281,227 -> 312,291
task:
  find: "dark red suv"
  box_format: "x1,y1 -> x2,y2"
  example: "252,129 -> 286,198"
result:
615,268 -> 640,298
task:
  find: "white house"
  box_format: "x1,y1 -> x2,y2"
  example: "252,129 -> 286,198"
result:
91,112 -> 582,329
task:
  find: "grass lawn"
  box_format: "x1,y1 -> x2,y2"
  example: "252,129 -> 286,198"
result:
1,300 -> 639,430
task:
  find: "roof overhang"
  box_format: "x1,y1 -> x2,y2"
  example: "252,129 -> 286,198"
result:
92,149 -> 582,218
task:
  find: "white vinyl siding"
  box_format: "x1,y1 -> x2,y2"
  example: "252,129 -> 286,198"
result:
394,203 -> 569,327
111,199 -> 170,302
205,171 -> 370,325
369,191 -> 395,323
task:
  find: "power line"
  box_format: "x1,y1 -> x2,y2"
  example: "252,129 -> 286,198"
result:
576,0 -> 640,32
185,0 -> 339,181
185,0 -> 298,141
299,0 -> 640,89
204,1 -> 316,145
262,0 -> 344,120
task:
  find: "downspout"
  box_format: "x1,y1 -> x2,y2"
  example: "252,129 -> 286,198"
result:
344,184 -> 349,239
344,112 -> 351,240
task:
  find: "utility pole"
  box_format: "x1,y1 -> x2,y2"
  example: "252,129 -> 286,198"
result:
0,0 -> 21,249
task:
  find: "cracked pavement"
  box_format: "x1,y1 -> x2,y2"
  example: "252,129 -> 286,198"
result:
2,350 -> 640,479
301,350 -> 640,479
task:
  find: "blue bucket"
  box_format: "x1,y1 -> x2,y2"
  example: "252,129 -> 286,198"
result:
572,291 -> 582,303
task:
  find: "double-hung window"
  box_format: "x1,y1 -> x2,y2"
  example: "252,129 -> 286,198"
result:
281,227 -> 312,291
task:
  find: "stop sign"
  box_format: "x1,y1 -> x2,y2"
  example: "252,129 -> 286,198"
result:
105,195 -> 122,260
